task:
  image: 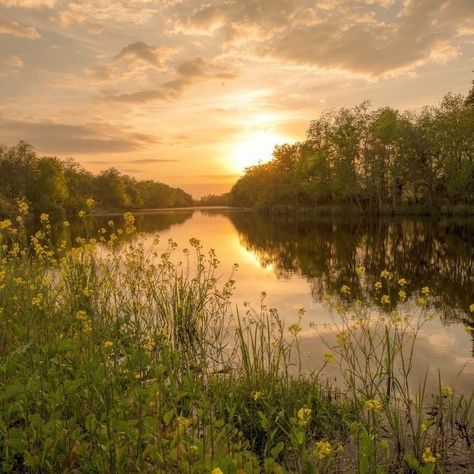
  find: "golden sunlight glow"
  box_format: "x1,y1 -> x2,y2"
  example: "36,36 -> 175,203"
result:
231,131 -> 289,172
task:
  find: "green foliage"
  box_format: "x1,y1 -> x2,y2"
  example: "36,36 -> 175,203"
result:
230,93 -> 474,213
0,143 -> 193,216
0,211 -> 472,472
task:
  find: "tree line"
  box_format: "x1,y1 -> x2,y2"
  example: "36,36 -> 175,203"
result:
0,141 -> 193,216
230,90 -> 474,213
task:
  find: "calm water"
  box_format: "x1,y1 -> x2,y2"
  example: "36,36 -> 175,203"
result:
61,209 -> 474,392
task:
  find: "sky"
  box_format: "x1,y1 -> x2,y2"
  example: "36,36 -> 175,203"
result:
0,0 -> 473,197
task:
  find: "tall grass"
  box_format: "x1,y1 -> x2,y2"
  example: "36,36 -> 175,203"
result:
0,203 -> 472,473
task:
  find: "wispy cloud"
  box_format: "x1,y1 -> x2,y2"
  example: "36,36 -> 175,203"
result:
0,12 -> 40,39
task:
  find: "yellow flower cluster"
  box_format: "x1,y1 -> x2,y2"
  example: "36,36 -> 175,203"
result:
355,266 -> 365,276
422,447 -> 436,464
441,385 -> 453,396
340,284 -> 351,295
324,352 -> 334,363
297,407 -> 312,425
381,295 -> 390,305
364,399 -> 382,411
421,286 -> 430,296
288,324 -> 301,336
398,290 -> 406,301
380,270 -> 390,279
374,281 -> 382,290
252,391 -> 263,401
312,440 -> 332,460
398,278 -> 407,286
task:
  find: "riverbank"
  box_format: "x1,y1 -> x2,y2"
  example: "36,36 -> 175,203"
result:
1,210 -> 472,472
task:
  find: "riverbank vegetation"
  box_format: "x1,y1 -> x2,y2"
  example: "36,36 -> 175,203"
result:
0,142 -> 193,217
1,204 -> 473,472
230,92 -> 474,214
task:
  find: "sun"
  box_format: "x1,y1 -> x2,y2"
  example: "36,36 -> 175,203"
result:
231,131 -> 288,173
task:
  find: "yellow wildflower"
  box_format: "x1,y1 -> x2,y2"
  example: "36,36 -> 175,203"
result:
381,295 -> 390,305
421,423 -> 428,431
355,266 -> 365,276
78,210 -> 86,218
103,341 -> 113,349
211,468 -> 223,474
297,407 -> 312,425
63,221 -> 70,228
469,303 -> 474,313
364,399 -> 382,411
253,391 -> 263,401
312,440 -> 332,460
380,270 -> 390,279
421,286 -> 430,296
418,297 -> 427,306
340,284 -> 351,295
40,213 -> 49,222
0,219 -> 12,230
324,352 -> 334,363
398,290 -> 406,301
374,281 -> 382,290
422,447 -> 436,464
398,278 -> 407,286
289,324 -> 301,336
441,385 -> 453,396
86,198 -> 95,208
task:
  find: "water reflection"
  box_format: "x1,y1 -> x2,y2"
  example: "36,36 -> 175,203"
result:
226,213 -> 474,336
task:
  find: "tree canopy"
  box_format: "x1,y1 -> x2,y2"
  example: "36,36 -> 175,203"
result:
0,142 -> 193,216
230,92 -> 474,213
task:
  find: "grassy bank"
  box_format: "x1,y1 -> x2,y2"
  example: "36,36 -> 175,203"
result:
0,203 -> 473,473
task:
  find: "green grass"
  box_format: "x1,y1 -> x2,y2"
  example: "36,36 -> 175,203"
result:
0,204 -> 473,473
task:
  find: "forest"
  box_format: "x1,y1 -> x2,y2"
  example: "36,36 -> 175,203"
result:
0,141 -> 193,216
230,91 -> 474,214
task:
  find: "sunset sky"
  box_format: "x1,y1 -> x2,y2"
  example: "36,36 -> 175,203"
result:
0,0 -> 473,197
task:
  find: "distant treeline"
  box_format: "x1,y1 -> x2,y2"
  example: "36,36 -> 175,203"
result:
230,91 -> 474,214
0,142 -> 193,216
195,193 -> 230,206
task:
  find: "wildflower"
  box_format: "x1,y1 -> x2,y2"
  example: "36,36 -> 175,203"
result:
289,324 -> 301,336
379,439 -> 389,450
422,447 -> 436,464
420,423 -> 428,431
86,198 -> 95,208
417,297 -> 427,306
40,213 -> 49,223
108,220 -> 114,227
78,210 -> 86,218
253,391 -> 263,401
381,295 -> 390,305
312,441 -> 332,460
0,219 -> 12,230
421,286 -> 430,296
297,407 -> 312,425
466,326 -> 474,332
177,416 -> 192,429
355,266 -> 365,276
364,399 -> 382,411
76,310 -> 88,321
469,303 -> 474,313
340,284 -> 351,295
441,385 -> 453,396
398,290 -> 406,301
380,269 -> 390,279
337,332 -> 347,345
63,220 -> 70,228
374,281 -> 382,290
18,199 -> 29,215
32,293 -> 44,306
324,352 -> 334,363
212,468 -> 223,474
398,278 -> 407,286
103,341 -> 113,349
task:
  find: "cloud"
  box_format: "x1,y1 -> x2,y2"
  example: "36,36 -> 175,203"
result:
174,0 -> 474,77
0,12 -> 41,39
4,55 -> 25,71
87,158 -> 179,165
0,0 -> 56,7
104,56 -> 236,103
0,117 -> 157,154
115,41 -> 165,68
